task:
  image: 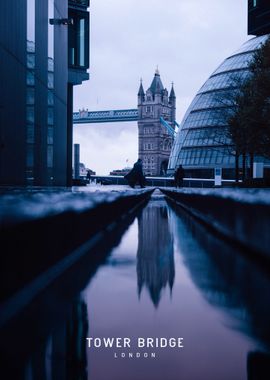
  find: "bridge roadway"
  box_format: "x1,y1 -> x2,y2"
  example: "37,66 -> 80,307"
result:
73,109 -> 138,124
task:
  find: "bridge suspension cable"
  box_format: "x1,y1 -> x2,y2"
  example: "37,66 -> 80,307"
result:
160,117 -> 177,137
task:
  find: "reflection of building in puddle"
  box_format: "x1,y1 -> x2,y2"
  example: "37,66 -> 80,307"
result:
170,204 -> 270,353
137,202 -> 175,307
66,299 -> 88,380
25,298 -> 89,380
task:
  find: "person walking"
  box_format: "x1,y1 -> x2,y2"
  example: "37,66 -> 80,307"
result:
174,165 -> 184,188
124,158 -> 145,188
86,169 -> 91,184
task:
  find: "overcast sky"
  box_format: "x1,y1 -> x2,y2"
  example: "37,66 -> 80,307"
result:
73,0 -> 248,175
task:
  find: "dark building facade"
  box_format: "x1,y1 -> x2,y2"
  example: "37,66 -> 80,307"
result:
248,0 -> 270,36
0,0 -> 89,186
138,70 -> 176,176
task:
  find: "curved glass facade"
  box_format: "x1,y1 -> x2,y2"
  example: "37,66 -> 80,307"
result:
168,35 -> 269,176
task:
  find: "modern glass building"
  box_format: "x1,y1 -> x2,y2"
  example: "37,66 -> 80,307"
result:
168,35 -> 270,179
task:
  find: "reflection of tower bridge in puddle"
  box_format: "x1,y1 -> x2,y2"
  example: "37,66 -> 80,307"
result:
136,197 -> 175,307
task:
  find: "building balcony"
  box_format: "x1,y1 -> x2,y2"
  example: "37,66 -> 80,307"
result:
68,0 -> 90,84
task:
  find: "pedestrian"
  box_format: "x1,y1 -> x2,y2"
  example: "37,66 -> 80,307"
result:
124,158 -> 145,188
86,169 -> 91,184
174,165 -> 184,188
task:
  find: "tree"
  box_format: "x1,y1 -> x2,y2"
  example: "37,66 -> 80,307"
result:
215,37 -> 270,181
248,37 -> 270,161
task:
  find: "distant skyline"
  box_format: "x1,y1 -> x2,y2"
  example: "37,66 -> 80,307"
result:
73,0 -> 248,175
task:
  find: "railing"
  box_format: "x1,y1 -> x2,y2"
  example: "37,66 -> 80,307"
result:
89,175 -> 238,188
68,0 -> 89,8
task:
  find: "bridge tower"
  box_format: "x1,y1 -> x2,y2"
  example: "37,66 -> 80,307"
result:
138,70 -> 176,176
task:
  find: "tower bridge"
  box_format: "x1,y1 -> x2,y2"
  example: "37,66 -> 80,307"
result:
73,70 -> 178,176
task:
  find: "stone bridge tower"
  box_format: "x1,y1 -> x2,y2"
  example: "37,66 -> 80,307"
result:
137,69 -> 176,176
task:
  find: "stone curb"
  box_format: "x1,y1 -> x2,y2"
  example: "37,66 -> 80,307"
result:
0,189 -> 153,303
160,188 -> 270,262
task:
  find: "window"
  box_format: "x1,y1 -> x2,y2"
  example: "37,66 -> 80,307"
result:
48,0 -> 54,59
27,54 -> 35,69
26,88 -> 35,105
48,91 -> 54,106
27,107 -> 34,124
27,145 -> 34,167
68,8 -> 89,69
27,0 -> 35,43
27,125 -> 34,144
47,108 -> 54,125
27,71 -> 35,86
48,73 -> 54,89
47,127 -> 54,144
47,146 -> 53,168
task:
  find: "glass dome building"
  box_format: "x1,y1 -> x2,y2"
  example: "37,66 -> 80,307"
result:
168,35 -> 269,179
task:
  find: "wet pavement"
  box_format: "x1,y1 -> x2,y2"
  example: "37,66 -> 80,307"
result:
1,189 -> 270,379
